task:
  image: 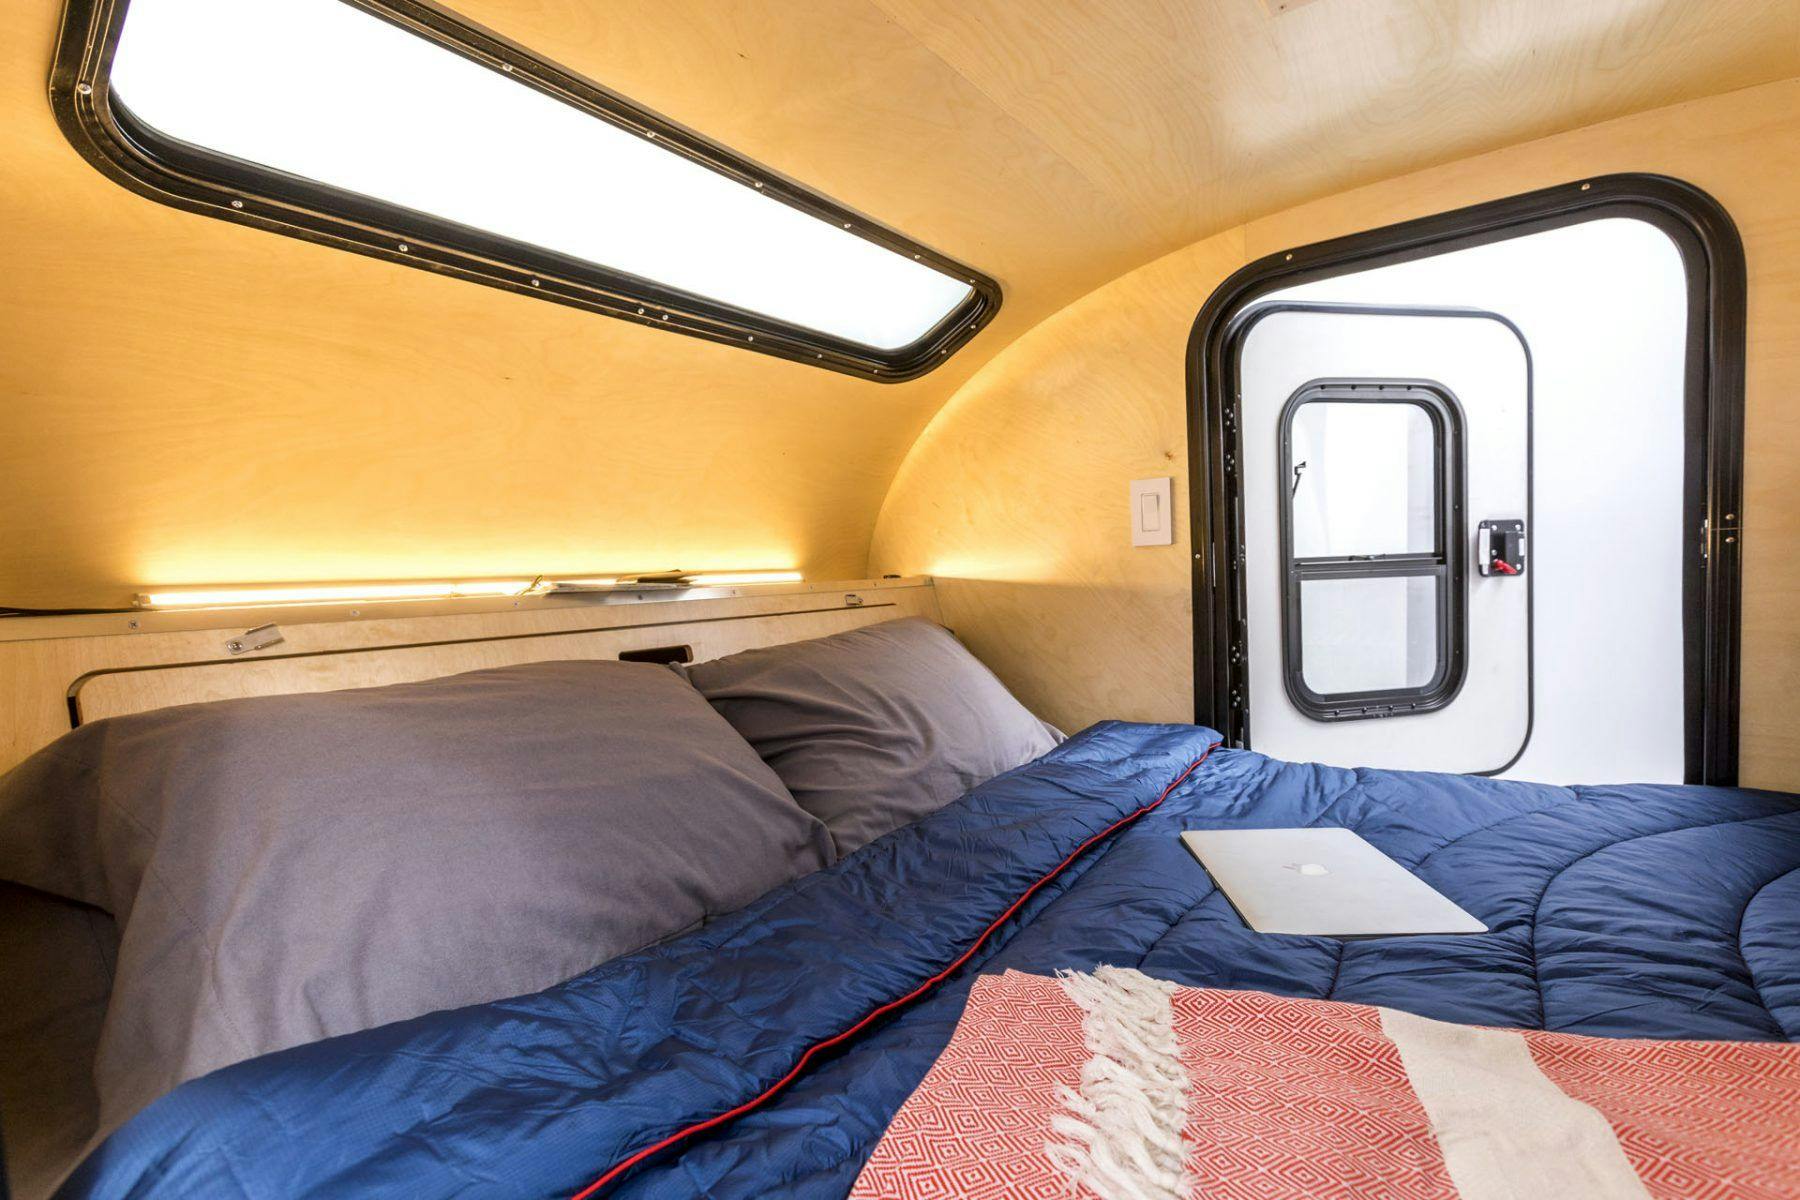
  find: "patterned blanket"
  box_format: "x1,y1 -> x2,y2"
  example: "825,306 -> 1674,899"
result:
852,968 -> 1800,1200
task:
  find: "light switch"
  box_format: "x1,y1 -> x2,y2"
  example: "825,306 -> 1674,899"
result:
1129,477 -> 1174,546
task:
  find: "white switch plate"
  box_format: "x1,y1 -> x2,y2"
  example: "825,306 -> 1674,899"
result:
1129,477 -> 1173,546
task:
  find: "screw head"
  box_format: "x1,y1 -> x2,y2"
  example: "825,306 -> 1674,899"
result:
397,243 -> 410,253
75,81 -> 93,95
229,199 -> 244,209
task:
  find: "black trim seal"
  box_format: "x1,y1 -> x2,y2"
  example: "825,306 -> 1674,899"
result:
1186,173 -> 1744,785
47,0 -> 1002,381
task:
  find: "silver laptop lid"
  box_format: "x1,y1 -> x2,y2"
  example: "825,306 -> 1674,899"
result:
1182,827 -> 1487,937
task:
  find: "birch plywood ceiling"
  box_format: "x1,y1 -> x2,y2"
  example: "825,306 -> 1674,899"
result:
475,0 -> 1800,309
1,0 -> 1796,606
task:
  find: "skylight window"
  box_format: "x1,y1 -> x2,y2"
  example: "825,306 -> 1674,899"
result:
57,0 -> 997,376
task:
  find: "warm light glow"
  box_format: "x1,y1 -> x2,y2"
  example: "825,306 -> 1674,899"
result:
108,0 -> 975,350
134,571 -> 807,608
683,571 -> 806,586
136,581 -> 534,608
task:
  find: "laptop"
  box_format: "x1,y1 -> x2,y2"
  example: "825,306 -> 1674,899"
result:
1181,828 -> 1487,937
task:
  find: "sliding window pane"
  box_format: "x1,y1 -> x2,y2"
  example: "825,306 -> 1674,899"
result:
1299,575 -> 1440,696
1289,401 -> 1437,558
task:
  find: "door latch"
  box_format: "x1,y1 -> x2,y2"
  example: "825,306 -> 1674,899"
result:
1477,519 -> 1525,577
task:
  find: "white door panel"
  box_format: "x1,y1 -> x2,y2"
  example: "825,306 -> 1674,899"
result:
1238,305 -> 1530,774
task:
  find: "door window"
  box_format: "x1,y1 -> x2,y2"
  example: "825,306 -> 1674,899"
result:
1280,381 -> 1465,720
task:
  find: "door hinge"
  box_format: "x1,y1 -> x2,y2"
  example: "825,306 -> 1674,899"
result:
1702,514 -> 1742,567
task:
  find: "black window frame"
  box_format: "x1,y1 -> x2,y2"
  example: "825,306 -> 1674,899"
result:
47,0 -> 1002,382
1278,379 -> 1467,721
1186,173 -> 1745,785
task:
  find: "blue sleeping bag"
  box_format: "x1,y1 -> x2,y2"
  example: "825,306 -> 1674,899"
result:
62,723 -> 1800,1199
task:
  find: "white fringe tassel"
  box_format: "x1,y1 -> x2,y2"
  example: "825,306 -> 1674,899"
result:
1047,966 -> 1191,1200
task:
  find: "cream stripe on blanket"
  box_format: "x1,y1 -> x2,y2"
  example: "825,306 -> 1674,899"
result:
851,967 -> 1800,1200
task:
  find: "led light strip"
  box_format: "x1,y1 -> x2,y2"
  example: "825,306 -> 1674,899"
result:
134,571 -> 805,610
683,571 -> 803,587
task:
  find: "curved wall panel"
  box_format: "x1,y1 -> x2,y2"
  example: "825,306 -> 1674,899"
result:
873,77 -> 1800,789
5,0 -> 1795,609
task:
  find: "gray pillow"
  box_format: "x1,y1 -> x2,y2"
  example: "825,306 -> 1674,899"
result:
682,618 -> 1062,855
0,660 -> 833,1137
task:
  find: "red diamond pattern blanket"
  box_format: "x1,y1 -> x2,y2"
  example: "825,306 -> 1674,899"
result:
849,968 -> 1800,1200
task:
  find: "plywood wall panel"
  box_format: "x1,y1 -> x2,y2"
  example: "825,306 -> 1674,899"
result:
0,161 -> 915,601
0,579 -> 939,774
0,0 -> 1081,609
874,78 -> 1800,789
873,230 -> 1245,734
3,0 -> 1796,610
73,603 -> 926,726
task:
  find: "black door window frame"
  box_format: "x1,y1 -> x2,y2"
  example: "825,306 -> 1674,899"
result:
47,0 -> 1002,381
1279,379 -> 1467,721
1185,173 -> 1745,785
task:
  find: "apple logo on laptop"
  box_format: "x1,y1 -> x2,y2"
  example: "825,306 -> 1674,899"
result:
1284,862 -> 1330,876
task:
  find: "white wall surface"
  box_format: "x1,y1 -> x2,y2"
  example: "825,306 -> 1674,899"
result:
1264,218 -> 1688,784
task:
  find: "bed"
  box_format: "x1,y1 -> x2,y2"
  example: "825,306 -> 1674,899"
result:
50,720 -> 1800,1198
0,600 -> 1794,1199
0,580 -> 944,1197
